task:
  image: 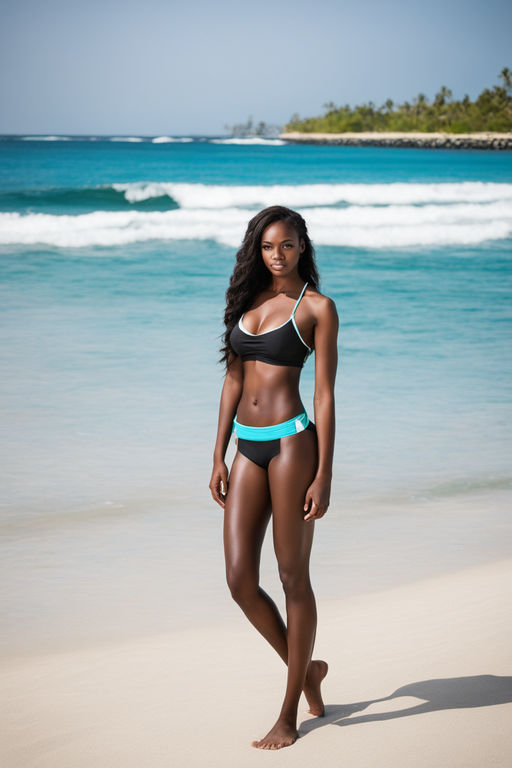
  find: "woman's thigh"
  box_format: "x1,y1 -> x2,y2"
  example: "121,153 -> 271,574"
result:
267,428 -> 318,574
223,450 -> 272,576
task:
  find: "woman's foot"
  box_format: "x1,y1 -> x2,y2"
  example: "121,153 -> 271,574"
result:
251,719 -> 299,750
304,659 -> 328,716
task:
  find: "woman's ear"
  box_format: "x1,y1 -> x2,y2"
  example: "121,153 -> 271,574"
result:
300,237 -> 305,253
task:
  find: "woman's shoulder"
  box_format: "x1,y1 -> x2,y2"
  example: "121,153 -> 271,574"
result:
305,285 -> 339,320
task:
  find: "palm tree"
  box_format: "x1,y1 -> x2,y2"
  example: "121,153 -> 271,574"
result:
434,86 -> 452,107
499,67 -> 511,91
412,93 -> 428,125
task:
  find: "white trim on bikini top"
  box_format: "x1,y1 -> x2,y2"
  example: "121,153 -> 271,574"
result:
238,282 -> 312,351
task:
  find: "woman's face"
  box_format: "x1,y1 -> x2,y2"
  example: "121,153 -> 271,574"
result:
260,220 -> 305,278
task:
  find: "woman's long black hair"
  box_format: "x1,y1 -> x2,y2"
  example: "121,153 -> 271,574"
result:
219,205 -> 320,370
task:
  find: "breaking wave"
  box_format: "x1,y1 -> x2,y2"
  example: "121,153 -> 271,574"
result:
210,137 -> 286,146
2,181 -> 510,248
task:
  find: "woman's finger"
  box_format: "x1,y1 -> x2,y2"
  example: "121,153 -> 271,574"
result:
303,491 -> 312,513
216,478 -> 226,506
209,474 -> 226,508
304,500 -> 318,521
305,500 -> 329,521
210,485 -> 220,506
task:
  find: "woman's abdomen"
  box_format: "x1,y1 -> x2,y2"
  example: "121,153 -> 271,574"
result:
236,361 -> 305,426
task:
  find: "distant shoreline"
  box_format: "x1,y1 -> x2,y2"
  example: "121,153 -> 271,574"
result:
280,131 -> 512,150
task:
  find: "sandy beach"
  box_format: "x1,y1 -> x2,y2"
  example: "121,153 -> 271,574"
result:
1,552 -> 510,767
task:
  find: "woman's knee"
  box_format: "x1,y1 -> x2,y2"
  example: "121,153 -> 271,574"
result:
278,566 -> 312,600
225,564 -> 260,607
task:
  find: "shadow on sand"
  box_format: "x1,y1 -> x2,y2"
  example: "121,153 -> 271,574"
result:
299,675 -> 512,733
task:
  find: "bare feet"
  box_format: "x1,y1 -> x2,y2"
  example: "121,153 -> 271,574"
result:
251,661 -> 328,749
304,659 -> 328,716
251,719 -> 299,750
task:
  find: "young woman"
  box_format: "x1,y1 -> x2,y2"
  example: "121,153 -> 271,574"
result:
209,205 -> 339,750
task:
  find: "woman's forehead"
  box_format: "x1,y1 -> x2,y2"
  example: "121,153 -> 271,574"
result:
261,221 -> 298,240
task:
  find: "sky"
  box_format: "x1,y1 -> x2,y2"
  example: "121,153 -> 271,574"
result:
1,0 -> 510,135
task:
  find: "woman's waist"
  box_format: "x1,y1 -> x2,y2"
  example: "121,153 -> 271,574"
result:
235,394 -> 306,428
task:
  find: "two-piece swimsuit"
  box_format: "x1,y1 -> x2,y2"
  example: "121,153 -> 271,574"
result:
229,281 -> 316,469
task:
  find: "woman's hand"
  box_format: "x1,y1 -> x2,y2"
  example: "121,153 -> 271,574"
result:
209,460 -> 229,508
303,474 -> 331,521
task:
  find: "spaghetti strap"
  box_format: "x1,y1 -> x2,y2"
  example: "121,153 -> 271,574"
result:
291,282 -> 308,317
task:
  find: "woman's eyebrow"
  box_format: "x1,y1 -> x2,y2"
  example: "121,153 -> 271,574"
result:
262,238 -> 295,244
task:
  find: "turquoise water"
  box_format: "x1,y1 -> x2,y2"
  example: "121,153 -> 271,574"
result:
1,136 -> 512,520
1,135 -> 512,653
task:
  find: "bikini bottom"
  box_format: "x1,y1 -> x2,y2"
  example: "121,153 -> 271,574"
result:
232,411 -> 317,470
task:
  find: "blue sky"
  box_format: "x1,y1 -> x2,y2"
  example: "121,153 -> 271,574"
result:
1,0 -> 510,135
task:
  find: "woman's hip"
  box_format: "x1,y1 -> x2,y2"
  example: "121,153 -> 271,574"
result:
232,410 -> 316,441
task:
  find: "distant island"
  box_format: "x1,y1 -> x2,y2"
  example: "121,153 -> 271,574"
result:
226,69 -> 512,150
284,68 -> 512,135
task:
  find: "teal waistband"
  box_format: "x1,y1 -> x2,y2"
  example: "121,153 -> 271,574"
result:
232,411 -> 309,441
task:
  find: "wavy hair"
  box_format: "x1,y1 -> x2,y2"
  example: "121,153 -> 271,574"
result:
219,205 -> 320,369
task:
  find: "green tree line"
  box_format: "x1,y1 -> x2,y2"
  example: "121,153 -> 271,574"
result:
285,68 -> 512,133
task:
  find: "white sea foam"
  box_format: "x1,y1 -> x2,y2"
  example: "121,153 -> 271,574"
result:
211,137 -> 286,146
151,136 -> 194,143
21,135 -> 72,141
111,180 -> 512,208
2,199 -> 511,249
4,179 -> 511,249
109,136 -> 145,142
0,209 -> 249,248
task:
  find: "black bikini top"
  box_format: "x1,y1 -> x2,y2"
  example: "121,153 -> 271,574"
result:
229,282 -> 313,368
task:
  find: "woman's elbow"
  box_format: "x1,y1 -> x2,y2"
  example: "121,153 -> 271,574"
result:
313,389 -> 335,406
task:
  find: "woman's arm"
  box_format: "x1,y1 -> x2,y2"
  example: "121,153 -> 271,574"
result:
304,296 -> 339,522
209,354 -> 244,508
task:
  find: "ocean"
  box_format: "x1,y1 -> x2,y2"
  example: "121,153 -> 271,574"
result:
1,134 -> 511,653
